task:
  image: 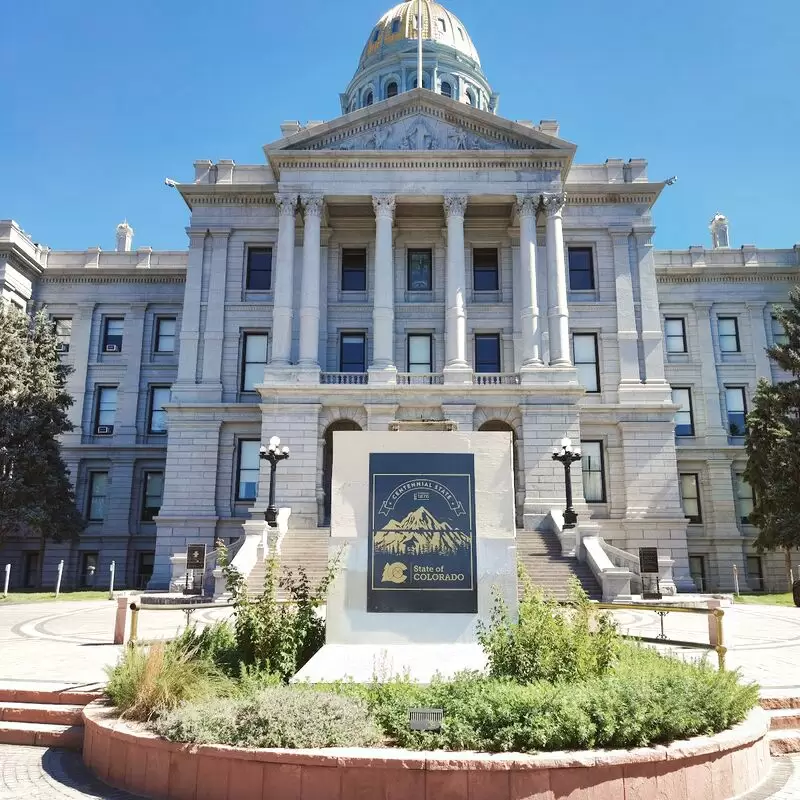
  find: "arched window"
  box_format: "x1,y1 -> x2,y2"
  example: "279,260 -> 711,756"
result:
441,81 -> 452,99
411,75 -> 428,89
479,420 -> 523,527
386,81 -> 398,98
364,90 -> 374,107
391,18 -> 400,34
321,420 -> 363,524
466,88 -> 475,106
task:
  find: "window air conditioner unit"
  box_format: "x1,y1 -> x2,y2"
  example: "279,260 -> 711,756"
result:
55,342 -> 69,352
105,344 -> 119,352
96,425 -> 114,435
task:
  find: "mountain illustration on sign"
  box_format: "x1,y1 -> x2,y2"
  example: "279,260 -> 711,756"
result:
374,506 -> 470,554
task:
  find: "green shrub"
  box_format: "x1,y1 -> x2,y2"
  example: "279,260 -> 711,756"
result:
105,640 -> 229,721
173,621 -> 240,675
478,574 -> 621,684
153,686 -> 382,749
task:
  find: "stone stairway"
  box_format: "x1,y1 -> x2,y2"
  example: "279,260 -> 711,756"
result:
246,530 -> 332,596
516,528 -> 602,602
761,695 -> 800,755
0,686 -> 102,750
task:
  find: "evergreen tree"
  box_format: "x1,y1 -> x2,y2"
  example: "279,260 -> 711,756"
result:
0,305 -> 84,545
744,287 -> 800,589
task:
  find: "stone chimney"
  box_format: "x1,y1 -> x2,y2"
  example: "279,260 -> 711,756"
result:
116,220 -> 134,252
709,213 -> 730,249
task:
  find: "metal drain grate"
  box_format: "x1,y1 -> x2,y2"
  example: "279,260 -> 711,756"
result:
408,707 -> 444,731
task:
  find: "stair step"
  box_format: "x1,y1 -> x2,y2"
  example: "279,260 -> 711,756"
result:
0,702 -> 84,726
768,728 -> 800,755
0,720 -> 83,750
767,709 -> 800,730
761,696 -> 800,711
0,688 -> 101,705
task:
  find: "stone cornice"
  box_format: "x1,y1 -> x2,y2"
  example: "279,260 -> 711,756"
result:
177,185 -> 278,209
40,273 -> 185,285
656,271 -> 798,285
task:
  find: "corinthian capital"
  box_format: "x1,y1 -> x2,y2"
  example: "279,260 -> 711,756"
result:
301,194 -> 324,218
372,194 -> 396,220
541,192 -> 567,218
275,193 -> 299,217
443,194 -> 468,218
515,194 -> 538,218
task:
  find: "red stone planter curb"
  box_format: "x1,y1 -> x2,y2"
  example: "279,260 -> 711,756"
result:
82,701 -> 772,800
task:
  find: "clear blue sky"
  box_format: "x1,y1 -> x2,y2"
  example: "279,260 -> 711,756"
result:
3,0 -> 797,252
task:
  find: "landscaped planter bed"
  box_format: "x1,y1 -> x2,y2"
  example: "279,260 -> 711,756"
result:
83,701 -> 772,800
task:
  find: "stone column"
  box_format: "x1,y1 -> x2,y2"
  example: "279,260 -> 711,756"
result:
747,302 -> 772,382
175,230 -> 207,390
298,194 -> 324,372
695,302 -> 727,444
117,302 -> 147,442
270,193 -> 299,366
633,226 -> 669,389
200,228 -> 230,398
62,302 -> 95,445
369,194 -> 396,379
610,226 -> 642,395
542,192 -> 570,366
516,195 -> 542,376
443,194 -> 472,383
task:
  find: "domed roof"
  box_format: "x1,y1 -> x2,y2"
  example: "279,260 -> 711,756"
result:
359,1 -> 481,68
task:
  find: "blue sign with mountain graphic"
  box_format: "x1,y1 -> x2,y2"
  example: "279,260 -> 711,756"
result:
367,452 -> 477,613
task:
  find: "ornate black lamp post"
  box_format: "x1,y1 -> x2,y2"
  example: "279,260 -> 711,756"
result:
259,436 -> 290,527
552,437 -> 582,529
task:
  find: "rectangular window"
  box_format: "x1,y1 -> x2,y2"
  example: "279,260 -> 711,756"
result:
246,247 -> 273,290
135,551 -> 155,589
725,387 -> 747,436
148,386 -> 170,434
341,248 -> 367,292
340,333 -> 366,372
87,472 -> 108,521
772,315 -> 788,346
664,318 -> 687,353
102,318 -> 124,352
746,555 -> 763,591
155,318 -> 176,353
236,440 -> 260,501
241,333 -> 268,391
573,333 -> 600,393
407,249 -> 433,291
80,552 -> 99,588
141,471 -> 164,522
736,473 -> 754,524
407,334 -> 432,373
718,317 -> 741,353
53,318 -> 72,353
672,388 -> 695,437
567,247 -> 595,290
689,555 -> 706,593
475,333 -> 501,373
95,386 -> 117,434
23,552 -> 40,588
679,474 -> 702,523
473,248 -> 499,292
580,441 -> 606,503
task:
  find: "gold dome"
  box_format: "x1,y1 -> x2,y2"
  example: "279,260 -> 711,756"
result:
360,1 -> 481,68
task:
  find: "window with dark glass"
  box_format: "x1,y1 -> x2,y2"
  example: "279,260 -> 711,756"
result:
465,88 -> 475,105
246,247 -> 272,291
736,473 -> 754,524
573,333 -> 600,393
148,386 -> 170,434
475,334 -> 501,373
672,388 -> 694,436
340,333 -> 366,372
135,552 -> 155,589
689,555 -> 706,593
102,318 -> 124,352
746,556 -> 763,591
95,386 -> 117,434
80,552 -> 99,588
441,81 -> 452,98
771,315 -> 788,346
718,317 -> 740,352
473,248 -> 499,292
679,474 -> 701,523
341,248 -> 367,291
364,90 -> 374,106
581,441 -> 606,502
664,318 -> 687,353
390,18 -> 400,33
24,552 -> 40,588
241,333 -> 268,391
437,17 -> 446,32
53,318 -> 72,353
87,472 -> 108,521
236,440 -> 260,501
372,28 -> 380,42
408,334 -> 432,373
725,387 -> 747,436
141,471 -> 164,522
386,81 -> 398,98
155,318 -> 176,353
407,249 -> 432,291
567,247 -> 595,290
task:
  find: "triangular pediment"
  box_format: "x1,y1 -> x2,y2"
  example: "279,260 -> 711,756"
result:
264,89 -> 575,156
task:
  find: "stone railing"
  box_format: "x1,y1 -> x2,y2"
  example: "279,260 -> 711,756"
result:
599,540 -> 643,595
473,373 -> 520,385
396,372 -> 445,385
582,536 -> 636,602
320,372 -> 368,385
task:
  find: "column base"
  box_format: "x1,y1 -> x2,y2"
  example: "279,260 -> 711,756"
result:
292,365 -> 321,384
617,381 -> 672,404
443,363 -> 473,385
367,366 -> 397,385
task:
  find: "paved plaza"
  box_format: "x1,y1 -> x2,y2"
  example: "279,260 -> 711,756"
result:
0,597 -> 799,799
